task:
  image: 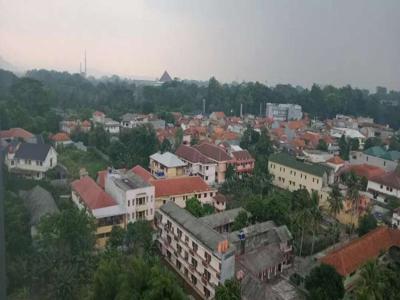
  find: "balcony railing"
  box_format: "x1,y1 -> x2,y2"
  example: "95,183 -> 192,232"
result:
202,260 -> 209,267
189,264 -> 196,272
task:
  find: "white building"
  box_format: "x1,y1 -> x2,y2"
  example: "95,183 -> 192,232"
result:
367,166 -> 400,203
392,208 -> 400,228
265,103 -> 302,121
175,144 -> 217,185
105,169 -> 156,222
5,142 -> 57,180
104,118 -> 120,134
330,127 -> 366,149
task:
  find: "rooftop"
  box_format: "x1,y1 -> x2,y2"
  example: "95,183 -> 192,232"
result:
13,143 -> 52,162
194,142 -> 232,162
152,176 -> 212,197
111,170 -> 153,191
71,176 -> 117,210
160,202 -> 235,255
175,144 -> 214,164
50,132 -> 71,142
131,165 -> 154,182
320,226 -> 400,276
0,127 -> 34,139
199,207 -> 248,229
150,151 -> 187,168
269,152 -> 330,177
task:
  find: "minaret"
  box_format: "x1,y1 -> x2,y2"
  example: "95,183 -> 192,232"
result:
84,50 -> 87,75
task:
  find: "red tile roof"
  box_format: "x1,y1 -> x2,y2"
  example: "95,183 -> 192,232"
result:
369,168 -> 400,190
131,165 -> 154,183
81,120 -> 91,127
71,176 -> 116,210
152,176 -> 212,198
347,164 -> 386,180
231,150 -> 254,161
194,142 -> 232,162
0,128 -> 34,139
93,111 -> 105,116
321,227 -> 400,276
327,156 -> 345,165
175,144 -> 214,164
50,132 -> 71,142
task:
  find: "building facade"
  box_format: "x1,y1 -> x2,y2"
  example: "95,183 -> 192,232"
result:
5,143 -> 57,179
350,146 -> 400,172
265,103 -> 302,121
105,169 -> 156,222
155,202 -> 236,299
149,151 -> 187,179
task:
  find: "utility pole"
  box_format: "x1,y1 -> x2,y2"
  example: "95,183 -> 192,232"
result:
0,146 -> 6,299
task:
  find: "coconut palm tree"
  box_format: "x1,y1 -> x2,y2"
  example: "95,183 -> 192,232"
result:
346,171 -> 360,234
328,184 -> 344,219
356,260 -> 386,300
310,191 -> 322,255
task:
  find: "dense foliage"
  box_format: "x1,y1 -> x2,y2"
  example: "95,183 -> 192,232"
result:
305,264 -> 345,300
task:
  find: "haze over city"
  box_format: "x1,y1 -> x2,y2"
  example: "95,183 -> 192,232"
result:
1,0 -> 399,89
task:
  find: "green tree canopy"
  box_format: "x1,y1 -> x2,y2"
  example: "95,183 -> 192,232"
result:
305,264 -> 345,300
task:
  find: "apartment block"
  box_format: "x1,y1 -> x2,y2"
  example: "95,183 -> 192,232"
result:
265,103 -> 302,121
149,151 -> 187,179
105,169 -> 156,222
268,153 -> 332,199
155,202 -> 236,299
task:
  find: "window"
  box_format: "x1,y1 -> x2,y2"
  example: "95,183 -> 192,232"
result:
205,176 -> 208,180
192,242 -> 198,253
204,193 -> 207,198
203,269 -> 211,281
136,197 -> 146,205
205,252 -> 211,263
206,166 -> 209,170
150,209 -> 153,215
176,259 -> 182,270
185,235 -> 189,243
191,275 -> 197,285
177,228 -> 182,239
192,257 -> 198,268
163,200 -> 166,204
210,192 -> 213,197
184,251 -> 189,261
128,200 -> 130,207
177,244 -> 182,254
204,287 -> 210,298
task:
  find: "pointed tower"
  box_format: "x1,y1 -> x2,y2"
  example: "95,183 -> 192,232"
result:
159,70 -> 172,82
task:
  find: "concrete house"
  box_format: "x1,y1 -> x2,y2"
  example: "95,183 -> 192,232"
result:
350,146 -> 400,172
150,151 -> 187,179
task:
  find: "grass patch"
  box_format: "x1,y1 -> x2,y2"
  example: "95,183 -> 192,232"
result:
58,147 -> 108,179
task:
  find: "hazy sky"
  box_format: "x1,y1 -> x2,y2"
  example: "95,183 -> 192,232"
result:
1,0 -> 399,89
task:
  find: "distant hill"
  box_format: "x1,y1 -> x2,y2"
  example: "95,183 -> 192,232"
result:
0,56 -> 19,72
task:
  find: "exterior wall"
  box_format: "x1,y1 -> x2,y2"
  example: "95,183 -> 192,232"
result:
392,213 -> 400,227
155,190 -> 216,209
234,160 -> 255,174
268,161 -> 325,196
367,180 -> 400,203
350,151 -> 398,172
105,124 -> 120,134
5,147 -> 57,179
156,210 -> 235,299
266,103 -> 302,121
150,159 -> 185,179
216,161 -> 227,184
105,174 -> 156,223
182,159 -> 217,185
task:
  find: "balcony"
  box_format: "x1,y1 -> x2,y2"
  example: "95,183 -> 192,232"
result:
202,260 -> 209,268
201,276 -> 208,285
189,249 -> 194,256
174,236 -> 179,242
154,170 -> 166,178
189,264 -> 196,272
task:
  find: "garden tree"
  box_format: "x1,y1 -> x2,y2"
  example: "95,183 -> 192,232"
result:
240,125 -> 260,150
125,220 -> 154,255
309,191 -> 322,255
355,260 -> 386,300
360,176 -> 368,191
254,128 -> 273,158
93,253 -> 188,300
364,137 -> 383,150
389,135 -> 400,151
71,129 -> 89,146
4,192 -> 32,295
33,207 -> 96,300
357,213 -> 377,236
339,135 -> 349,160
231,211 -> 249,231
305,264 -> 345,300
160,138 -> 172,153
174,127 -> 184,150
317,139 -> 328,151
185,197 -> 214,217
119,125 -> 160,168
215,279 -> 241,300
158,111 -> 175,125
225,164 -> 236,181
88,125 -> 110,151
107,226 -> 126,249
327,184 -> 344,218
346,171 -> 361,231
108,140 -> 130,168
387,196 -> 400,211
350,138 -> 360,151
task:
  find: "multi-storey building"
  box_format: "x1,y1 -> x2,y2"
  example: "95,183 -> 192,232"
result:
105,169 -> 156,222
265,103 -> 302,121
155,202 -> 236,299
268,153 -> 332,201
152,176 -> 217,209
5,142 -> 57,179
175,144 -> 217,185
71,176 -> 126,247
194,142 -> 233,184
350,146 -> 400,172
367,165 -> 400,203
149,151 -> 187,179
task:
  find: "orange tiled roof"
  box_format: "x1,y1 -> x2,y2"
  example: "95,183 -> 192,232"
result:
327,156 -> 345,165
321,227 -> 400,276
71,176 -> 116,210
131,165 -> 154,183
0,128 -> 34,139
51,132 -> 70,142
93,111 -> 105,116
152,176 -> 211,198
347,164 -> 385,180
81,120 -> 91,127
